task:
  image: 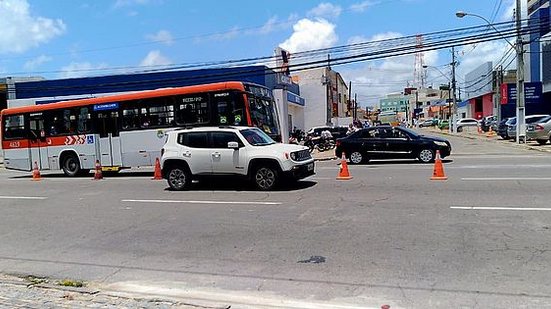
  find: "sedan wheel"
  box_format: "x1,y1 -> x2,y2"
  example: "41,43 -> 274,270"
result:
537,139 -> 548,146
349,151 -> 364,164
418,149 -> 435,163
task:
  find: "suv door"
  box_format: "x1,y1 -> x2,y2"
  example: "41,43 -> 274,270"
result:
210,131 -> 247,175
179,132 -> 212,174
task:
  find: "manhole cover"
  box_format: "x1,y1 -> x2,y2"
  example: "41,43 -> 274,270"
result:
298,256 -> 326,264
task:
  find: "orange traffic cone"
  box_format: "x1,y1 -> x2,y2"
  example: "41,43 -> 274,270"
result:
32,161 -> 41,181
486,126 -> 496,137
477,126 -> 482,134
336,152 -> 353,180
93,160 -> 103,180
152,158 -> 162,180
430,150 -> 448,181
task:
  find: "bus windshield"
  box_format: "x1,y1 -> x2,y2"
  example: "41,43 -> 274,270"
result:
249,96 -> 279,137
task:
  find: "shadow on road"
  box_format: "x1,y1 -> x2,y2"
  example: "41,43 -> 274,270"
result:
9,171 -> 153,179
348,159 -> 452,166
164,179 -> 317,192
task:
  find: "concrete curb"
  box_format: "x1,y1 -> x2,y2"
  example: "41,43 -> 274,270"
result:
426,129 -> 551,154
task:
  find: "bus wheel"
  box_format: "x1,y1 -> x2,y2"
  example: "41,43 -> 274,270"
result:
62,154 -> 81,177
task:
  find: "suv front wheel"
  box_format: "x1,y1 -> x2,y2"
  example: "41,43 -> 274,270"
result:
167,165 -> 191,191
253,166 -> 279,191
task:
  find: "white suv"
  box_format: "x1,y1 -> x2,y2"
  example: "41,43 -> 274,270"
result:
161,126 -> 315,191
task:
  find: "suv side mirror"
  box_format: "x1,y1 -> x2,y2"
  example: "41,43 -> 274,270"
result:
227,141 -> 239,149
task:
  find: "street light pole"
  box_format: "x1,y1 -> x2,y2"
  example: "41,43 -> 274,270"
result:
456,2 -> 525,143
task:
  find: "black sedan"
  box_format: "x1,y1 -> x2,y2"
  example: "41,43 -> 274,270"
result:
335,126 -> 451,164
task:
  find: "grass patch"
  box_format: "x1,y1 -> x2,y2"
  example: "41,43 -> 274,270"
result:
58,279 -> 84,288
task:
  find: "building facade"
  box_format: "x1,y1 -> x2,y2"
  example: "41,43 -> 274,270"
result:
293,67 -> 350,131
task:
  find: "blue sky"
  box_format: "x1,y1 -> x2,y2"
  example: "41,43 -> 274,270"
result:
0,0 -> 521,106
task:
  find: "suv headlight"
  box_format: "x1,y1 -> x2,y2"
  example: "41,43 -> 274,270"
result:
290,152 -> 297,160
434,141 -> 448,147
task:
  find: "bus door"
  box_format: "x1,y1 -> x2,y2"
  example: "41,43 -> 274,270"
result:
28,113 -> 49,170
96,111 -> 122,167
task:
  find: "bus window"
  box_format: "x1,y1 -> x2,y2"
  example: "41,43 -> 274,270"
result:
248,97 -> 278,135
122,107 -> 140,130
175,93 -> 209,125
148,104 -> 174,127
96,111 -> 119,137
213,92 -> 244,126
77,107 -> 91,133
3,114 -> 26,140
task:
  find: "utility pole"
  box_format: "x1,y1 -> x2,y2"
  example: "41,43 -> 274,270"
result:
354,93 -> 357,120
495,65 -> 503,122
451,46 -> 458,134
515,0 -> 526,143
348,81 -> 352,118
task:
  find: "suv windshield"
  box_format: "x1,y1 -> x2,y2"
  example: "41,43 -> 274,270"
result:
240,128 -> 275,146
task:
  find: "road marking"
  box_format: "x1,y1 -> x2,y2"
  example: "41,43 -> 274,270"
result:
461,177 -> 551,181
0,196 -> 47,200
451,206 -> 551,211
122,199 -> 282,205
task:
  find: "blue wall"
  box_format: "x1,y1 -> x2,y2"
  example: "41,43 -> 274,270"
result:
14,65 -> 299,99
529,6 -> 551,83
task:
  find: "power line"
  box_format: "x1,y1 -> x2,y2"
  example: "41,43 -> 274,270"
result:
10,18 -> 549,94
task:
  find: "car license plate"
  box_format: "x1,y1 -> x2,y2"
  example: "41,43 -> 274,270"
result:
307,163 -> 314,171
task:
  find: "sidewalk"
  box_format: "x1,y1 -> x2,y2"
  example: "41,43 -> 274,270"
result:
312,149 -> 337,161
424,127 -> 551,154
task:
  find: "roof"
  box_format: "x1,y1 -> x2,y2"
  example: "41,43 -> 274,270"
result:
2,81 -> 246,116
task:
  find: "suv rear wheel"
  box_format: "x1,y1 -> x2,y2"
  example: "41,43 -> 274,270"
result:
253,166 -> 279,191
167,165 -> 191,191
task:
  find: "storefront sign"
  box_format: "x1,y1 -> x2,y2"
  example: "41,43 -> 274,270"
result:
501,82 -> 542,104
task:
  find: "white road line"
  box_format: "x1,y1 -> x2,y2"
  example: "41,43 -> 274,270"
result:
0,196 -> 47,200
122,199 -> 282,205
461,177 -> 551,181
451,206 -> 551,211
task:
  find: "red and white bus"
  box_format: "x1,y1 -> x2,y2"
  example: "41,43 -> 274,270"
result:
1,81 -> 280,176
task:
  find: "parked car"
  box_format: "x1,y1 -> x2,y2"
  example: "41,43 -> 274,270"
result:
419,118 -> 438,127
438,120 -> 449,130
335,125 -> 451,164
306,126 -> 348,139
480,115 -> 497,132
526,115 -> 551,145
161,126 -> 315,191
456,118 -> 479,132
498,117 -> 513,139
507,114 -> 550,139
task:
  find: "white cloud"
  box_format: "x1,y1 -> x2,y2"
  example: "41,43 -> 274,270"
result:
23,55 -> 52,70
139,50 -> 172,67
280,18 -> 338,53
307,3 -> 342,19
500,0 -> 527,21
338,32 -> 445,107
457,41 -> 512,79
59,62 -> 109,79
146,30 -> 174,46
350,1 -> 374,12
0,0 -> 66,54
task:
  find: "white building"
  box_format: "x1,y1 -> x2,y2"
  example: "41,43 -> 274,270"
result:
293,68 -> 350,131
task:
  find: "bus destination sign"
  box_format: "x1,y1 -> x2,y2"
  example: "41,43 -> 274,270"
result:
93,102 -> 119,111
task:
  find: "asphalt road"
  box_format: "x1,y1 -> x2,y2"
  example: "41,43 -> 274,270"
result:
1,133 -> 551,308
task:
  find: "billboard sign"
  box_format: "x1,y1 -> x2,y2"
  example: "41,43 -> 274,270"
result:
501,82 -> 542,104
